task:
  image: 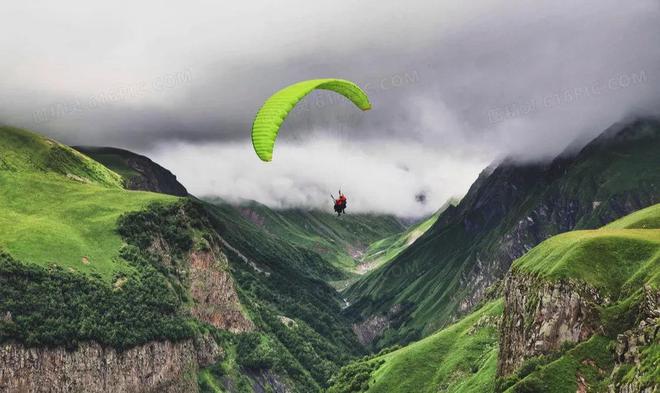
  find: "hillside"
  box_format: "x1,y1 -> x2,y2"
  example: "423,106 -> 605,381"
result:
328,203 -> 660,393
345,118 -> 660,349
74,146 -> 188,196
0,125 -> 405,392
0,126 -> 123,188
498,203 -> 659,392
1,121 -> 658,392
0,126 -> 175,278
355,201 -> 455,275
328,299 -> 502,393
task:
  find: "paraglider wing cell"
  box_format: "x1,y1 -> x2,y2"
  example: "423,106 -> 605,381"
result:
251,79 -> 371,162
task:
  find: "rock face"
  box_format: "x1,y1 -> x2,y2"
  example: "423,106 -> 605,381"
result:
352,304 -> 403,346
497,273 -> 604,376
189,250 -> 255,333
353,314 -> 390,346
609,287 -> 659,393
0,336 -> 222,393
74,146 -> 188,196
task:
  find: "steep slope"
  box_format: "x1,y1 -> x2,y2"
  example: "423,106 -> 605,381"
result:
0,127 -> 251,392
498,203 -> 660,392
1,126 -> 386,392
206,199 -> 406,278
345,118 -> 660,348
328,299 -> 502,393
328,204 -> 660,393
0,126 -> 123,188
75,146 -> 188,196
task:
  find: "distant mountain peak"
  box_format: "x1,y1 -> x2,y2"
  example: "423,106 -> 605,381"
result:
74,146 -> 188,196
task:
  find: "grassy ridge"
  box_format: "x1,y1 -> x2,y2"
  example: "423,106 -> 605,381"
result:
512,205 -> 660,295
0,173 -> 175,278
603,203 -> 660,230
0,126 -> 123,188
502,204 -> 660,391
0,127 -> 177,279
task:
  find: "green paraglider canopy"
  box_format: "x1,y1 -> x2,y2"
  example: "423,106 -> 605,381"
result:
251,79 -> 371,162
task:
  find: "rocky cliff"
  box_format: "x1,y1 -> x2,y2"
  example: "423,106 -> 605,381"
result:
189,249 -> 255,333
497,274 -> 605,376
0,335 -> 221,393
610,287 -> 659,393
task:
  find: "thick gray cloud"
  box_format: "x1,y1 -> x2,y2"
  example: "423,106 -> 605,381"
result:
1,0 -> 659,215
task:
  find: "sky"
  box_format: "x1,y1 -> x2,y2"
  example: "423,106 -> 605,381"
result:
1,0 -> 659,216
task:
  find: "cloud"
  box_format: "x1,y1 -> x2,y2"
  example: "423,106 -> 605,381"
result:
148,135 -> 487,217
1,0 -> 659,215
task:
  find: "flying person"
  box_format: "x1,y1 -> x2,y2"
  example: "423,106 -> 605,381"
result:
332,190 -> 347,216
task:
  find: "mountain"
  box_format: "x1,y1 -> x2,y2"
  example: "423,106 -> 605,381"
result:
74,146 -> 188,196
497,203 -> 659,392
1,117 -> 658,392
0,125 -> 406,392
328,203 -> 660,393
345,118 -> 660,349
204,198 -> 406,279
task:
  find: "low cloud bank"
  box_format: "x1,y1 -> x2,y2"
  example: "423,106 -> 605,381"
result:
148,136 -> 487,217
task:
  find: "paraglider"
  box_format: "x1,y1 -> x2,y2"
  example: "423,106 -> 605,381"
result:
251,79 -> 371,162
331,190 -> 347,216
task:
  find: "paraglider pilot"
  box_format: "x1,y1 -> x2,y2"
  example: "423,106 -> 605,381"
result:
332,190 -> 347,216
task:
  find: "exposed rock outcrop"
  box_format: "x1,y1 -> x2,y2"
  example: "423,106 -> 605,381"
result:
352,304 -> 403,346
0,336 -> 222,393
609,287 -> 659,393
247,369 -> 291,393
497,273 -> 605,376
189,250 -> 255,333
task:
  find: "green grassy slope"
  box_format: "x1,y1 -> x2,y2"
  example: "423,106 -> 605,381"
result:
0,128 -> 196,350
500,336 -> 616,393
369,300 -> 502,393
0,126 -> 123,188
328,300 -> 502,393
345,119 -> 660,348
512,228 -> 659,296
0,127 -> 175,279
